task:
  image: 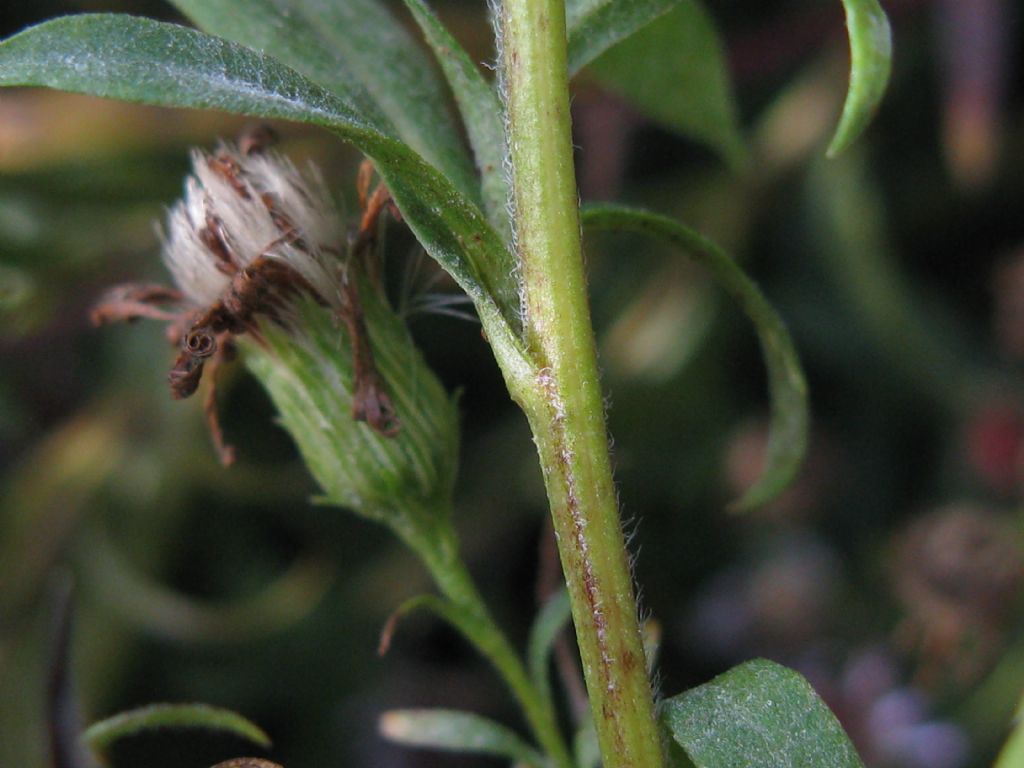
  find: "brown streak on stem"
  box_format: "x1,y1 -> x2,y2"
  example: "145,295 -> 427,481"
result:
536,517 -> 590,723
538,370 -> 624,754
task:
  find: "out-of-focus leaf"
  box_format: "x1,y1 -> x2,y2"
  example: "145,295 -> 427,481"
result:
574,719 -> 600,768
584,1 -> 746,169
0,263 -> 41,337
995,695 -> 1024,768
83,704 -> 271,757
826,0 -> 892,157
806,152 -> 972,409
0,15 -> 520,333
380,709 -> 545,767
79,527 -> 333,644
0,412 -> 126,613
169,0 -> 478,201
527,589 -> 572,701
583,204 -> 807,511
566,0 -> 678,76
401,0 -> 510,241
47,578 -> 98,768
662,659 -> 864,768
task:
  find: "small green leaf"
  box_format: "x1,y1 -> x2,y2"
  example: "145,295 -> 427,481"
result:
584,1 -> 746,169
527,589 -> 572,702
0,15 -> 520,333
380,709 -> 546,767
582,204 -> 808,511
662,659 -> 864,768
170,0 -> 479,201
400,0 -> 511,241
83,704 -> 271,757
566,0 -> 679,76
826,0 -> 892,157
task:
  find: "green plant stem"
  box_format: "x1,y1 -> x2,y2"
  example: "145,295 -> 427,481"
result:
402,516 -> 574,768
496,0 -> 666,766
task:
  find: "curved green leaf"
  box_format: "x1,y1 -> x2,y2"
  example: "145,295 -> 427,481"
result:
662,659 -> 863,768
566,0 -> 679,76
380,709 -> 545,767
79,527 -> 333,644
527,589 -> 572,702
583,1 -> 746,169
400,0 -> 511,241
169,0 -> 478,201
582,204 -> 808,511
83,704 -> 271,757
826,0 -> 892,157
0,14 -> 520,334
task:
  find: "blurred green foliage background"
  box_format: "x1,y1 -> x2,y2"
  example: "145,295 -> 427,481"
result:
2,1 -> 1024,767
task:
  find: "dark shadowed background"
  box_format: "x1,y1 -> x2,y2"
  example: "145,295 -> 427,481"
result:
2,1 -> 1023,766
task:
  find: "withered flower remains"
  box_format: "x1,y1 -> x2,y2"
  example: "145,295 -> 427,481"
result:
93,129 -> 401,464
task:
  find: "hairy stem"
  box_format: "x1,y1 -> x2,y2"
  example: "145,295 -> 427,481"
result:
495,0 -> 666,765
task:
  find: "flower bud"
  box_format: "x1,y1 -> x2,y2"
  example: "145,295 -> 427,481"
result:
245,288 -> 460,525
95,133 -> 460,528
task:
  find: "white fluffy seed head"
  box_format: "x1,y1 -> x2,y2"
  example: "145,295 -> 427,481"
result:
161,144 -> 347,310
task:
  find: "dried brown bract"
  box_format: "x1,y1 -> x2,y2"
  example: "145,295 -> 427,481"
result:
92,133 -> 405,463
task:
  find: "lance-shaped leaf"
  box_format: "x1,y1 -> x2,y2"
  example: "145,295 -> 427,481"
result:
400,0 -> 510,241
0,15 -> 520,334
566,0 -> 679,76
380,709 -> 546,767
527,589 -> 572,703
83,704 -> 271,758
582,1 -> 746,169
169,0 -> 479,201
582,204 -> 808,511
827,0 -> 892,157
662,659 -> 864,768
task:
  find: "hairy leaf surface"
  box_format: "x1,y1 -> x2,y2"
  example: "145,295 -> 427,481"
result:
0,15 -> 519,332
662,659 -> 864,768
170,0 -> 479,199
401,0 -> 510,240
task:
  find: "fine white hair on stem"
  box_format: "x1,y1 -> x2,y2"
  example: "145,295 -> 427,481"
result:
487,0 -> 527,330
161,144 -> 347,312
